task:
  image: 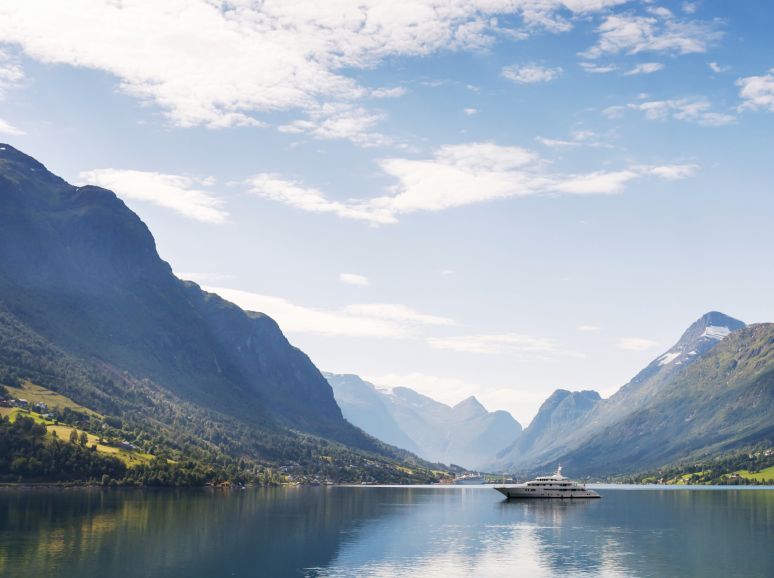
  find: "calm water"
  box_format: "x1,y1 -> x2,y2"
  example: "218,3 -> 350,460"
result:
0,486 -> 772,577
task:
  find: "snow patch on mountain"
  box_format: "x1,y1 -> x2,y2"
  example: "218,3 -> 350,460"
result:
702,325 -> 731,340
658,352 -> 681,366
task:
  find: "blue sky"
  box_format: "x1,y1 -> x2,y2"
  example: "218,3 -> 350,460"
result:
1,0 -> 772,424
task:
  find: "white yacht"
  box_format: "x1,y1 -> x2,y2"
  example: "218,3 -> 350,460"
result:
494,466 -> 600,499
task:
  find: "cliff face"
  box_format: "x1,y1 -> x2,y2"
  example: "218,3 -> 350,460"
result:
0,144 -> 370,447
496,389 -> 601,465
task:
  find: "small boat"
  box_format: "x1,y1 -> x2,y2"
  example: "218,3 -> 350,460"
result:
494,466 -> 600,499
453,473 -> 486,485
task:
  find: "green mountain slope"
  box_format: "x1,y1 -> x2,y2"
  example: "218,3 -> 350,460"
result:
542,323 -> 774,476
496,311 -> 761,473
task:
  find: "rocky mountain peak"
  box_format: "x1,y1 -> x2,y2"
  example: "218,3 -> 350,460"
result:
451,395 -> 488,420
682,311 -> 746,342
654,311 -> 746,369
0,143 -> 69,189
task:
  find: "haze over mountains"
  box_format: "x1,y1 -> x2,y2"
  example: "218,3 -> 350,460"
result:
326,372 -> 521,470
329,311 -> 771,477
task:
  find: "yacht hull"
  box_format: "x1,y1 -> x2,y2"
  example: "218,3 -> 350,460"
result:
495,486 -> 601,499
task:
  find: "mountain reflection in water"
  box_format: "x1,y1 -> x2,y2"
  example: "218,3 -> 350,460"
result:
0,486 -> 771,578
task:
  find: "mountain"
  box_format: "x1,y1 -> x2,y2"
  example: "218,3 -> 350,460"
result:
606,311 -> 747,413
556,322 -> 774,475
496,312 -> 773,476
498,389 -> 601,461
0,144 -> 439,483
321,373 -> 421,455
325,372 -> 522,469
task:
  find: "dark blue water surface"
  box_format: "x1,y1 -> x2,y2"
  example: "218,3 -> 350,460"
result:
0,485 -> 771,577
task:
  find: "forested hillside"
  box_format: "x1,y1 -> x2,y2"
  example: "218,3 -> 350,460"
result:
0,144 -> 443,485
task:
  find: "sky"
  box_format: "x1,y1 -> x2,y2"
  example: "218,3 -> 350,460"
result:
0,0 -> 772,426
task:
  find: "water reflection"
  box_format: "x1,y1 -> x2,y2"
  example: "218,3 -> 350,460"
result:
307,487 -> 773,578
0,487 -> 390,578
0,486 -> 771,578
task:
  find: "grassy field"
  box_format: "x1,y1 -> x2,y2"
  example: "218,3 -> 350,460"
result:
671,471 -> 709,484
0,406 -> 17,419
732,465 -> 774,482
3,383 -> 152,467
46,424 -> 153,466
5,381 -> 102,418
0,406 -> 53,424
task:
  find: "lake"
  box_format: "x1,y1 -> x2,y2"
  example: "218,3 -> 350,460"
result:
0,485 -> 772,577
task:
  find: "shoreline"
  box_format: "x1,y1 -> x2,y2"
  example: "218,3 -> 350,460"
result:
2,482 -> 772,491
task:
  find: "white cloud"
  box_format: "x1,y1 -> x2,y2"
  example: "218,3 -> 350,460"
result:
502,64 -> 562,84
624,62 -> 664,75
535,136 -> 581,149
205,286 -> 453,339
427,332 -> 585,358
431,142 -> 537,171
611,97 -> 735,126
602,105 -> 627,119
78,169 -> 228,224
247,173 -> 395,225
578,325 -> 601,332
737,69 -> 774,113
0,61 -> 22,84
463,108 -> 479,116
682,2 -> 698,15
210,287 -> 403,338
0,50 -> 24,99
177,271 -> 234,284
339,273 -> 369,286
0,0 -> 626,133
617,337 -> 660,351
581,11 -> 722,59
579,61 -> 617,74
643,164 -> 698,180
370,87 -> 408,99
278,103 -> 390,147
344,303 -> 455,326
0,117 -> 24,136
250,141 -> 696,224
536,129 -> 611,149
551,169 -> 639,194
708,61 -> 729,73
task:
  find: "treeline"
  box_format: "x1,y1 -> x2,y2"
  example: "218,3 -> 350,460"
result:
0,415 -> 248,486
0,414 -> 432,486
0,415 -> 126,482
0,307 -> 442,485
619,445 -> 774,485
